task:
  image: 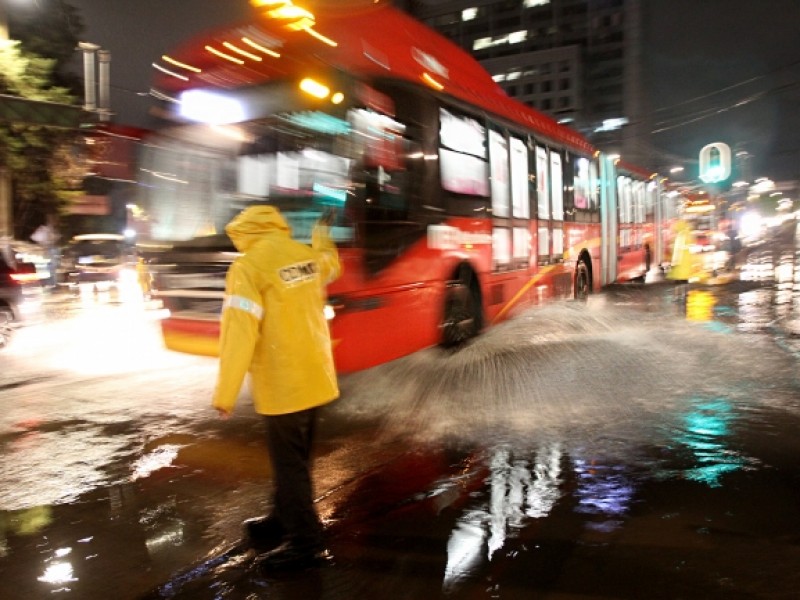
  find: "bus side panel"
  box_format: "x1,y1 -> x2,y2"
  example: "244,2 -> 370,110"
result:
330,282 -> 442,373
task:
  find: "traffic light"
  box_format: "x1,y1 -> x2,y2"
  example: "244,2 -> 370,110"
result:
699,142 -> 731,183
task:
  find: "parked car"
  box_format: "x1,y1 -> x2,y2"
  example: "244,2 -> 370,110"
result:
0,246 -> 39,349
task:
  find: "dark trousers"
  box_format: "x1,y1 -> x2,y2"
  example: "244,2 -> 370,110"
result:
264,408 -> 323,545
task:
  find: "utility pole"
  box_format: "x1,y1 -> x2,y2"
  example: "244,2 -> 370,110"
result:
78,42 -> 112,121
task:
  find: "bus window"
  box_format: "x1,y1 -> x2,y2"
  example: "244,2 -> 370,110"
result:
138,113 -> 357,246
550,151 -> 564,221
646,180 -> 658,219
634,180 -> 646,224
574,157 -> 591,210
617,176 -> 632,224
538,225 -> 550,259
493,227 -> 512,270
489,128 -> 510,218
439,108 -> 488,196
513,227 -> 531,262
589,159 -> 600,211
350,107 -> 427,273
535,145 -> 549,219
350,108 -> 410,217
510,136 -> 529,219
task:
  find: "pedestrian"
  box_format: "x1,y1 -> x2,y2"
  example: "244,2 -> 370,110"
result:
212,205 -> 341,571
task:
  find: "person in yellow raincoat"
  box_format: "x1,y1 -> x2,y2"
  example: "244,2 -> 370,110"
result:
667,218 -> 702,282
212,205 -> 341,571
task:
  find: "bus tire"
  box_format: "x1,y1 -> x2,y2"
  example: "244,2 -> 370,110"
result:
574,259 -> 591,301
441,272 -> 481,347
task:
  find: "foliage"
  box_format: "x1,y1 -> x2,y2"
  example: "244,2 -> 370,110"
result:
0,37 -> 84,239
8,0 -> 85,93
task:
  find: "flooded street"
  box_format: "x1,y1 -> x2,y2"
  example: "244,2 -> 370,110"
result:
1,221 -> 799,599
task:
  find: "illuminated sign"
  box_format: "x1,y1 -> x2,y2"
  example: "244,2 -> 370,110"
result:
699,142 -> 731,183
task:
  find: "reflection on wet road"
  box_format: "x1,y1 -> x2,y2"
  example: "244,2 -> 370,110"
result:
0,221 -> 798,599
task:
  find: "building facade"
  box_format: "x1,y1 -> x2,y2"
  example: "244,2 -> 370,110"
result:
406,0 -> 647,165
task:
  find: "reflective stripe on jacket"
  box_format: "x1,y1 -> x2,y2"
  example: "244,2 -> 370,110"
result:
211,205 -> 341,415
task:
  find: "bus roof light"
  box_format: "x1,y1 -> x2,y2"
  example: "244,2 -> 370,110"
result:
299,77 -> 330,99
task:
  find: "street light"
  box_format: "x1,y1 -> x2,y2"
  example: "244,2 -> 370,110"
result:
1,0 -> 33,41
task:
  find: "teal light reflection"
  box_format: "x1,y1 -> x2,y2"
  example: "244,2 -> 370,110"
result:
674,398 -> 746,487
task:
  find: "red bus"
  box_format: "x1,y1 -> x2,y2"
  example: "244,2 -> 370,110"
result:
134,2 -> 677,373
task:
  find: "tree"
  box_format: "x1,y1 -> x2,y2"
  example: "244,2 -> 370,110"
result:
0,1 -> 85,240
8,0 -> 85,94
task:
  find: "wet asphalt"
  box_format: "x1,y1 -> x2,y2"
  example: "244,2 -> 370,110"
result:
0,219 -> 798,599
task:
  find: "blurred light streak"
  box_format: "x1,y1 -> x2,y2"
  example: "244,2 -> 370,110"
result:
205,45 -> 244,65
222,41 -> 262,61
152,62 -> 188,82
302,26 -> 337,47
161,55 -> 201,73
241,36 -> 281,57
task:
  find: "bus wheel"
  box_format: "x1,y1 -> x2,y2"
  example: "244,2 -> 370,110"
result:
441,278 -> 480,347
574,260 -> 591,301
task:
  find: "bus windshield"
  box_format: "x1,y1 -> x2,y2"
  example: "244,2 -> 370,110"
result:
138,110 -> 359,246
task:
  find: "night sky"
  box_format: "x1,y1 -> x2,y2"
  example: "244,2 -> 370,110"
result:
61,0 -> 800,182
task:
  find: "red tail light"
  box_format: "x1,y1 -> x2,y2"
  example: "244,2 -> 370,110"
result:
10,272 -> 39,283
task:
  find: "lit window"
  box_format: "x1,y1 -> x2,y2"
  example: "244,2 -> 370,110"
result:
506,70 -> 521,81
524,0 -> 551,7
462,7 -> 478,21
473,37 -> 492,51
508,30 -> 527,44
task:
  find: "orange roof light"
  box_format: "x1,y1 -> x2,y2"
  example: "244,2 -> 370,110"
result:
299,77 -> 330,99
303,26 -> 338,46
205,45 -> 245,65
421,72 -> 444,91
241,37 -> 281,58
222,41 -> 263,62
161,55 -> 202,73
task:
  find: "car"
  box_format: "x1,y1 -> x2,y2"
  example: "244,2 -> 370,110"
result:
0,246 -> 39,349
59,233 -> 135,288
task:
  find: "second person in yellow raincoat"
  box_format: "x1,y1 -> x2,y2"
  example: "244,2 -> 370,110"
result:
212,205 -> 341,571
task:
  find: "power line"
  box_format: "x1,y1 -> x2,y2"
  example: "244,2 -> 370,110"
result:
652,58 -> 800,116
652,78 -> 800,135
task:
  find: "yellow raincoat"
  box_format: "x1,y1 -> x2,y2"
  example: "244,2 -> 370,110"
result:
212,206 -> 341,416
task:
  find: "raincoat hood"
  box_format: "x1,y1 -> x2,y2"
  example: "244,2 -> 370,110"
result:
225,205 -> 291,252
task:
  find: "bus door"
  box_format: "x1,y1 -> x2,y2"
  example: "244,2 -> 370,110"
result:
599,154 -> 618,285
535,144 -> 564,278
534,144 -> 568,296
615,175 -> 647,281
